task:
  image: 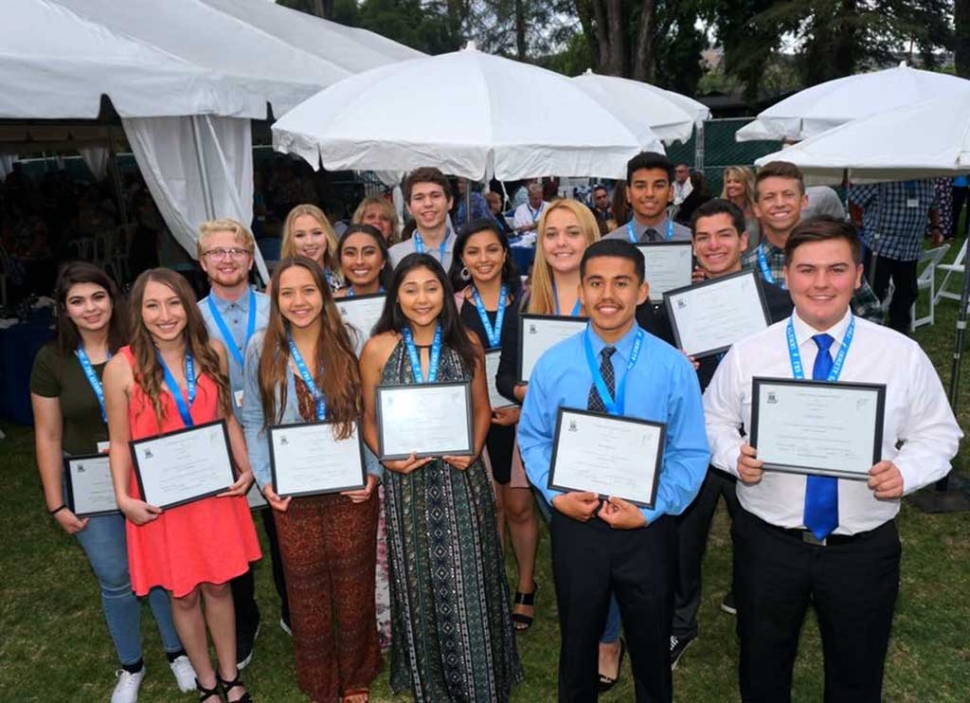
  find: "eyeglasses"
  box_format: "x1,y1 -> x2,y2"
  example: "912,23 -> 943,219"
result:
203,247 -> 251,260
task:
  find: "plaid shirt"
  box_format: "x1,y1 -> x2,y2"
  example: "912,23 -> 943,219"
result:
741,240 -> 884,324
849,180 -> 938,261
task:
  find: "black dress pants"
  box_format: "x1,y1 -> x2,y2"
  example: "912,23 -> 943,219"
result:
550,511 -> 675,703
732,509 -> 900,703
866,250 -> 918,334
231,508 -> 291,643
673,467 -> 739,640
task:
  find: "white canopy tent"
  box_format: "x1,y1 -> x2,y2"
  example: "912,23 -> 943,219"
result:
737,63 -> 970,143
273,44 -> 657,181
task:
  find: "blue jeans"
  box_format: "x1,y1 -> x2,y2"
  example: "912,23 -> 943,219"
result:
74,512 -> 183,665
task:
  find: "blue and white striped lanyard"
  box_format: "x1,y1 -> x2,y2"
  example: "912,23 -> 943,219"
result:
156,351 -> 196,427
287,333 -> 326,421
402,324 -> 442,383
471,285 -> 507,349
757,244 -> 786,290
786,316 -> 855,381
76,346 -> 111,423
413,231 -> 449,263
206,290 -> 256,369
584,326 -> 644,415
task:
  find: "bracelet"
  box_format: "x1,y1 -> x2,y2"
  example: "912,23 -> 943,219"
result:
49,504 -> 68,516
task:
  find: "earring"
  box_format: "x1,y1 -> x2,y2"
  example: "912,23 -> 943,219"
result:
460,266 -> 471,281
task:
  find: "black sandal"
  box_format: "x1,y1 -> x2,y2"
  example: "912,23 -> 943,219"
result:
196,677 -> 223,702
597,638 -> 626,693
218,671 -> 253,703
511,581 -> 539,632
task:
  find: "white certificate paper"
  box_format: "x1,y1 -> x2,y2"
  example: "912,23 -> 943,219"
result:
549,408 -> 665,508
750,378 -> 885,480
636,242 -> 694,302
377,382 -> 473,460
664,270 -> 771,357
485,350 -> 512,409
131,420 -> 236,509
336,293 -> 386,355
65,454 -> 119,517
269,421 -> 366,498
518,314 -> 588,382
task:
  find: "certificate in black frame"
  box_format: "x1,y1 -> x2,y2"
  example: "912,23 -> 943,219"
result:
335,292 -> 387,347
547,406 -> 666,509
663,269 -> 772,358
268,420 -> 367,499
130,419 -> 235,510
634,240 -> 695,303
517,313 -> 589,383
375,381 -> 474,461
64,453 -> 120,518
749,377 -> 886,480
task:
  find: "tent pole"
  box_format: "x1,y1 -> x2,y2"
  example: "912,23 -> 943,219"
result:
694,122 -> 705,172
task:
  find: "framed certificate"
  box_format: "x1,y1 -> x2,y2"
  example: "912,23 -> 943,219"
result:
635,241 -> 694,302
548,408 -> 665,508
518,314 -> 588,383
485,349 -> 513,409
335,293 -> 386,355
664,270 -> 771,357
65,454 -> 119,518
269,421 -> 366,498
376,382 -> 474,461
750,377 -> 886,480
131,420 -> 236,509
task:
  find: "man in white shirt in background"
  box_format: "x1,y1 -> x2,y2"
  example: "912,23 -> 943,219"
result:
512,183 -> 549,236
673,162 -> 693,205
703,215 -> 961,703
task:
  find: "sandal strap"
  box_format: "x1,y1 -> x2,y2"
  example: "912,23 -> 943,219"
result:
218,672 -> 253,703
513,581 -> 539,606
196,678 -> 221,702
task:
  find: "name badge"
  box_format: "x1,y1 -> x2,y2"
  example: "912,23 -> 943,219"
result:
97,441 -> 110,454
234,390 -> 245,408
906,198 -> 919,208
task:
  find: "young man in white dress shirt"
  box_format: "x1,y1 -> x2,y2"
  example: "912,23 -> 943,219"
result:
703,216 -> 961,702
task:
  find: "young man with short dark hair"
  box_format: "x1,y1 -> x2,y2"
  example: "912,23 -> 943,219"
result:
605,153 -> 691,244
389,167 -> 455,269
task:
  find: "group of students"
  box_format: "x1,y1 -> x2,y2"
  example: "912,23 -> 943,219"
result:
31,154 -> 961,703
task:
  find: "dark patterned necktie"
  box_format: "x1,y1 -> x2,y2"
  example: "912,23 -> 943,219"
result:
587,346 -> 616,412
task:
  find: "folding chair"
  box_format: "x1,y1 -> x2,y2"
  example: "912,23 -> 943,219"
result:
934,239 -> 966,305
912,244 -> 950,331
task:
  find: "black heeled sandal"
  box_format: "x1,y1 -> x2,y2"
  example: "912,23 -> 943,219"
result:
196,677 -> 222,702
218,671 -> 253,703
511,581 -> 539,632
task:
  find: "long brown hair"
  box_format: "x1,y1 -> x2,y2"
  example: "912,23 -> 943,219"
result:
53,261 -> 129,356
258,257 -> 361,438
129,268 -> 230,428
528,199 -> 600,315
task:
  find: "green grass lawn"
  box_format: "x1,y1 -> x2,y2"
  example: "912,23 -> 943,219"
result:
2,246 -> 969,702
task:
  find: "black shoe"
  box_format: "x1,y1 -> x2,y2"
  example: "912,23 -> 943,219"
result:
670,635 -> 694,670
720,591 -> 737,615
236,617 -> 261,670
597,638 -> 626,693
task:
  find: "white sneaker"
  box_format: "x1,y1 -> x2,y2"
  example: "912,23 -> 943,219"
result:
111,668 -> 145,703
168,655 -> 197,693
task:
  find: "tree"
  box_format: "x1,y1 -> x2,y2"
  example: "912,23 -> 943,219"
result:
955,0 -> 970,77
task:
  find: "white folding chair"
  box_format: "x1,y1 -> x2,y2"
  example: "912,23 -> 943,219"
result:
934,239 -> 966,305
912,244 -> 950,331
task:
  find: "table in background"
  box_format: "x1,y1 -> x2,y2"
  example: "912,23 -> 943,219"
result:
0,313 -> 55,425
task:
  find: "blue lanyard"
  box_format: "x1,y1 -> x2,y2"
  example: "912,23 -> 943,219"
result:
551,280 -> 582,317
413,231 -> 449,262
156,351 -> 196,427
76,346 -> 111,423
287,333 -> 326,420
401,324 -> 442,383
583,326 -> 644,415
757,244 -> 786,290
786,316 -> 855,381
471,285 -> 507,349
207,290 -> 256,370
528,205 -> 542,222
627,219 -> 673,243
346,285 -> 384,298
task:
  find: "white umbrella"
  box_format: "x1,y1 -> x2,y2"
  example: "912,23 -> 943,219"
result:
570,70 -> 707,144
272,43 -> 659,180
754,94 -> 970,183
737,62 -> 970,143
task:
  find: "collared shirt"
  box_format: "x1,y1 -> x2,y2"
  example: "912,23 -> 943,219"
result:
673,179 -> 693,205
388,222 -> 456,270
741,239 -> 884,324
604,214 -> 692,243
518,324 -> 710,524
198,289 -> 271,419
849,179 -> 939,261
703,310 -> 962,534
512,201 -> 549,231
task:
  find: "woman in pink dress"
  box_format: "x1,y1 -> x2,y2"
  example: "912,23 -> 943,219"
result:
103,268 -> 261,703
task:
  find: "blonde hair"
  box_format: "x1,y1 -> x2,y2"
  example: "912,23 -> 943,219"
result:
197,218 -> 256,259
351,196 -> 400,245
721,166 -> 756,207
528,199 -> 600,315
281,204 -> 338,267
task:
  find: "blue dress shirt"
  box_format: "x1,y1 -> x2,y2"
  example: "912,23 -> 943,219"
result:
518,323 -> 710,524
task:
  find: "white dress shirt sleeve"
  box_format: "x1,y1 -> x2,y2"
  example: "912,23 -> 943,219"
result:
702,346 -> 746,479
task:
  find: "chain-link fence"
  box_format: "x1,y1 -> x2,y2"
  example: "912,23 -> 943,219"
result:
666,117 -> 782,198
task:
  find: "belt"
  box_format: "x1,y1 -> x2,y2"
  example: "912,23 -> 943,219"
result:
752,512 -> 885,547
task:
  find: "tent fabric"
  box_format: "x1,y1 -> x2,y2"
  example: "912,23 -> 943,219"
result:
123,115 -> 269,282
79,146 -> 109,181
0,155 -> 17,181
753,95 -> 970,183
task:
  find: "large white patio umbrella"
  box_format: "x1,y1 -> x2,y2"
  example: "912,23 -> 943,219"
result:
570,70 -> 708,144
737,63 -> 970,143
272,44 -> 659,180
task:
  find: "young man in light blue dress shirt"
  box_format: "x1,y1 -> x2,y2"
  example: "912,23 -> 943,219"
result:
196,218 -> 287,666
518,239 -> 710,702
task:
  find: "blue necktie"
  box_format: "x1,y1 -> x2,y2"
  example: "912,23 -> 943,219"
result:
803,334 -> 839,540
